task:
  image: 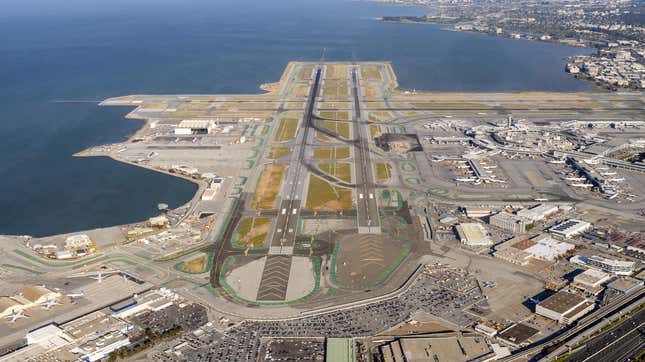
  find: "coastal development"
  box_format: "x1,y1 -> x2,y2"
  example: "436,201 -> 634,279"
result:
0,62 -> 643,361
379,0 -> 645,90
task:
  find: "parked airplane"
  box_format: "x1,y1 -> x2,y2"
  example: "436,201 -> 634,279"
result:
66,291 -> 85,299
6,310 -> 29,323
570,183 -> 594,188
40,300 -> 61,310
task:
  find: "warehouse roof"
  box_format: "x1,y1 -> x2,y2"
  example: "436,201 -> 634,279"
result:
538,291 -> 586,314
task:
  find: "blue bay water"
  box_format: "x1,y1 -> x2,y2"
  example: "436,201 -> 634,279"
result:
0,0 -> 591,236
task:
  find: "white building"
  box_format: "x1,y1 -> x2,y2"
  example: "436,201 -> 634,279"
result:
455,223 -> 492,246
64,234 -> 92,251
174,120 -> 216,135
517,204 -> 559,222
535,291 -> 594,324
523,237 -> 575,262
549,219 -> 591,238
587,255 -> 636,276
573,269 -> 611,294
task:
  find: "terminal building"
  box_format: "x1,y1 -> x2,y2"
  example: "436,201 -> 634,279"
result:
549,219 -> 592,238
570,255 -> 637,275
535,291 -> 595,324
455,223 -> 492,246
587,255 -> 636,275
489,211 -> 530,233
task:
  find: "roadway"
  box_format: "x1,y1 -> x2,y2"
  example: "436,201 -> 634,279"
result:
501,289 -> 645,361
566,307 -> 645,362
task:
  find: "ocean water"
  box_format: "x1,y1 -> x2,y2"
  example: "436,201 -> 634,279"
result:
0,0 -> 591,236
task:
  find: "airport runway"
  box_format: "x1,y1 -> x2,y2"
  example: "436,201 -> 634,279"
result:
256,66 -> 322,301
351,68 -> 381,234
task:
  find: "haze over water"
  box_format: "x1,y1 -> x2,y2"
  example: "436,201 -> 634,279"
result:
0,0 -> 592,236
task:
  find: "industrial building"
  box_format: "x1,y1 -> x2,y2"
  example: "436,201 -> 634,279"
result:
377,333 -> 493,362
572,269 -> 612,295
535,291 -> 594,324
494,235 -> 574,265
464,207 -> 493,218
64,235 -> 92,252
455,223 -> 492,246
549,219 -> 592,238
489,211 -> 530,233
606,278 -> 643,296
174,120 -> 216,135
516,204 -> 559,222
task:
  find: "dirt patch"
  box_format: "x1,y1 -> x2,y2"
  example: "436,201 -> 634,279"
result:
252,164 -> 287,210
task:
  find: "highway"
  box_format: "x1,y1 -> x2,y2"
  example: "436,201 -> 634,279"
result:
501,289 -> 645,361
566,307 -> 644,362
351,67 -> 381,234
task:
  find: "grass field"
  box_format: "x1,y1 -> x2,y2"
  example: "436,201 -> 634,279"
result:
313,146 -> 350,160
362,86 -> 382,98
252,164 -> 286,210
234,217 -> 271,248
410,102 -> 489,109
318,163 -> 352,183
274,118 -> 299,142
315,131 -> 332,142
319,102 -> 351,109
269,147 -> 291,159
306,175 -> 353,211
319,111 -> 350,120
360,66 -> 381,80
290,84 -> 309,97
298,65 -> 314,81
177,102 -> 212,110
326,64 -> 348,79
178,254 -> 208,273
376,162 -> 392,182
367,111 -> 393,122
321,120 -> 351,139
322,86 -> 349,98
369,125 -> 382,139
